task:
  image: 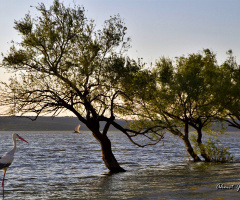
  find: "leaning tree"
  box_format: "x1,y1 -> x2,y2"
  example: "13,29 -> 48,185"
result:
125,49 -> 232,162
0,0 -> 163,172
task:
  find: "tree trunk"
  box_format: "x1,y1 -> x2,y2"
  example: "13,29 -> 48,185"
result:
98,133 -> 126,172
183,122 -> 201,162
88,119 -> 126,172
196,128 -> 211,162
182,137 -> 201,162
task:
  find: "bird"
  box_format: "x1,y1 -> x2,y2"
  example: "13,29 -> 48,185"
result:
0,133 -> 29,199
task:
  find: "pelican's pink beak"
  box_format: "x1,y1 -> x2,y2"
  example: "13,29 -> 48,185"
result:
18,136 -> 29,144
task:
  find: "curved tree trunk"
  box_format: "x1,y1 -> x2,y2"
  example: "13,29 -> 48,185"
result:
98,133 -> 126,172
182,136 -> 201,162
87,118 -> 126,172
182,122 -> 201,162
170,123 -> 201,162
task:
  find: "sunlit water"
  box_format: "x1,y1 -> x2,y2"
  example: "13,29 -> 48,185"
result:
0,131 -> 240,200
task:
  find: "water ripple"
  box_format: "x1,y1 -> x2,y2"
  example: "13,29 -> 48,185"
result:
0,131 -> 239,199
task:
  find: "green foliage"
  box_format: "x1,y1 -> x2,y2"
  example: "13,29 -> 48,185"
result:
190,133 -> 233,162
204,138 -> 233,162
14,13 -> 32,35
154,57 -> 174,85
217,50 -> 240,129
122,48 -> 237,161
1,0 -> 136,119
151,49 -> 222,127
1,0 -> 164,150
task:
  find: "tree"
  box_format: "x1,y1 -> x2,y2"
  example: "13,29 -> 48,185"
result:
0,0 -> 163,172
218,50 -> 240,129
127,49 -> 230,162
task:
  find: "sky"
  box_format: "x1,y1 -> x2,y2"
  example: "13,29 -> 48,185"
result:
1,0 -> 240,83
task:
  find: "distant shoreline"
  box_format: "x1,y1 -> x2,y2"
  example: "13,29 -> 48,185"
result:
0,116 -> 127,131
0,116 -> 237,132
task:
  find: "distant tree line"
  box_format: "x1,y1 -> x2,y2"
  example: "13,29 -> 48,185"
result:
0,0 -> 239,172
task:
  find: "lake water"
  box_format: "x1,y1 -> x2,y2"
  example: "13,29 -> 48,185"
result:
0,131 -> 240,200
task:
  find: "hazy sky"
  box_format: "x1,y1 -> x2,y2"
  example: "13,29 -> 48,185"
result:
1,0 -> 240,82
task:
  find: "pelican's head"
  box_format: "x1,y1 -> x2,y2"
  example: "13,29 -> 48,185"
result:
12,133 -> 29,144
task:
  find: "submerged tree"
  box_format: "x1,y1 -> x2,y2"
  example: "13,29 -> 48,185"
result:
0,0 -> 163,172
126,49 -> 232,162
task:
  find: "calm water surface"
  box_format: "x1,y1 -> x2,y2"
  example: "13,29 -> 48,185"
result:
0,131 -> 240,200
